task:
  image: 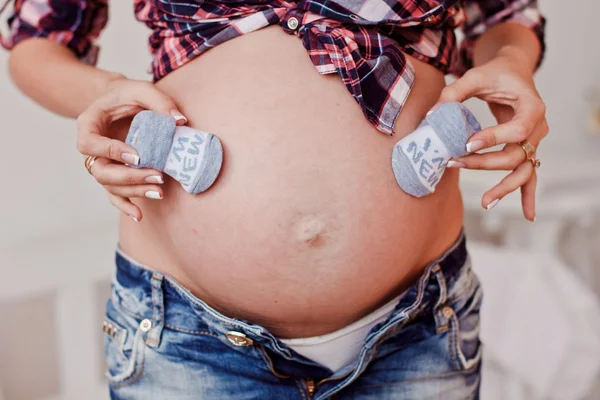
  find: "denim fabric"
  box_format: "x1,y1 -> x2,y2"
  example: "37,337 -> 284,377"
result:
104,232 -> 482,399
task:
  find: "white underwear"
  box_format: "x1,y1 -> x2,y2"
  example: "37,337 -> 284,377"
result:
280,291 -> 405,372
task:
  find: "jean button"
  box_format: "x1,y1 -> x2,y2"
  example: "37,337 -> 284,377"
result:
140,319 -> 152,332
226,331 -> 254,347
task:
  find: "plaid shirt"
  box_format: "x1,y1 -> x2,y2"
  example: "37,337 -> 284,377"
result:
1,0 -> 544,135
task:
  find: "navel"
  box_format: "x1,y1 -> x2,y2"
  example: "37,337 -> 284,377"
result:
295,216 -> 326,245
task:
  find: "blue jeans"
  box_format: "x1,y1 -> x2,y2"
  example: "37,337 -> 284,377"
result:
104,232 -> 482,399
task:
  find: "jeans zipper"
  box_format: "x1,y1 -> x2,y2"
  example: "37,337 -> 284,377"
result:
305,379 -> 316,397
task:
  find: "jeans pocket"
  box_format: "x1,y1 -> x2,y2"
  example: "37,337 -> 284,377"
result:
446,280 -> 483,372
103,308 -> 147,387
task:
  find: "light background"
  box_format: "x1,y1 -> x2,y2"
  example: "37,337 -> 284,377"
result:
0,1 -> 599,399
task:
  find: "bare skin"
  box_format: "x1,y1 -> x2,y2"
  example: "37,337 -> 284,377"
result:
9,22 -> 545,338
114,27 -> 461,337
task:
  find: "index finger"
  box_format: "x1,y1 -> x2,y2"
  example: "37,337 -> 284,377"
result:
76,105 -> 142,165
467,96 -> 545,152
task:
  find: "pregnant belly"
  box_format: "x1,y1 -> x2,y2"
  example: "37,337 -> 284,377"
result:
118,26 -> 464,337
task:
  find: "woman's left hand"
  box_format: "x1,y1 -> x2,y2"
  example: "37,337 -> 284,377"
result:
438,47 -> 548,221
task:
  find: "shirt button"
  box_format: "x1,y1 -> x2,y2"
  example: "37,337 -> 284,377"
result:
287,17 -> 299,30
140,318 -> 152,332
225,331 -> 254,347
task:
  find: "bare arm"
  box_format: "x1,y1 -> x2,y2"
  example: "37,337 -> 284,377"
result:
7,37 -> 186,221
2,0 -> 188,221
473,23 -> 541,71
8,38 -> 124,118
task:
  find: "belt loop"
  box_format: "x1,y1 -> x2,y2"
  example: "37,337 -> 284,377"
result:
433,264 -> 448,307
431,264 -> 450,332
146,273 -> 165,348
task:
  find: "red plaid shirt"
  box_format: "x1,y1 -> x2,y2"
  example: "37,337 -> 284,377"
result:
0,0 -> 544,135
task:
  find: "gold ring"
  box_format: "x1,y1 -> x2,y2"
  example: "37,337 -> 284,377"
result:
520,140 -> 536,159
528,157 -> 541,169
84,155 -> 98,175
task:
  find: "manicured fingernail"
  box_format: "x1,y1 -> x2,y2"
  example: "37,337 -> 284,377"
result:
145,191 -> 162,200
170,109 -> 187,124
447,160 -> 465,168
122,153 -> 139,166
486,199 -> 500,210
426,103 -> 442,116
466,140 -> 485,153
145,175 -> 164,184
127,214 -> 139,222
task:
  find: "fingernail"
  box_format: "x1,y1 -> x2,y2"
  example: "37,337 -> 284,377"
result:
532,216 -> 537,222
170,109 -> 187,124
122,153 -> 139,166
127,214 -> 139,222
486,199 -> 500,210
145,175 -> 164,184
447,160 -> 465,168
466,140 -> 485,153
145,191 -> 162,200
426,102 -> 442,116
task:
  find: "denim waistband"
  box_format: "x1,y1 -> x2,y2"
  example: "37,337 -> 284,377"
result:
112,230 -> 471,382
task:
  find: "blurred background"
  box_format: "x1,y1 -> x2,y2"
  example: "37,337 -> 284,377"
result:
0,1 -> 599,399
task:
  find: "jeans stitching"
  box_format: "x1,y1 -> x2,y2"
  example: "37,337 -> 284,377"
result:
350,365 -> 482,388
116,249 -> 268,338
433,268 -> 448,332
319,269 -> 433,399
167,282 -> 294,358
452,310 -> 483,371
256,344 -> 292,379
294,379 -> 308,400
448,310 -> 482,371
164,323 -> 219,337
447,311 -> 460,369
109,360 -> 145,390
169,283 -> 252,331
148,275 -> 165,348
108,327 -> 147,389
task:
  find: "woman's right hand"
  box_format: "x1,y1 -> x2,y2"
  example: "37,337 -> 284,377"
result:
76,76 -> 187,221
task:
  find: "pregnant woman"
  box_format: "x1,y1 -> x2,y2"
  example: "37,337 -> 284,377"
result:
2,0 -> 546,398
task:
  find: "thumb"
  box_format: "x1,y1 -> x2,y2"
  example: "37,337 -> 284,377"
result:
438,70 -> 486,104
